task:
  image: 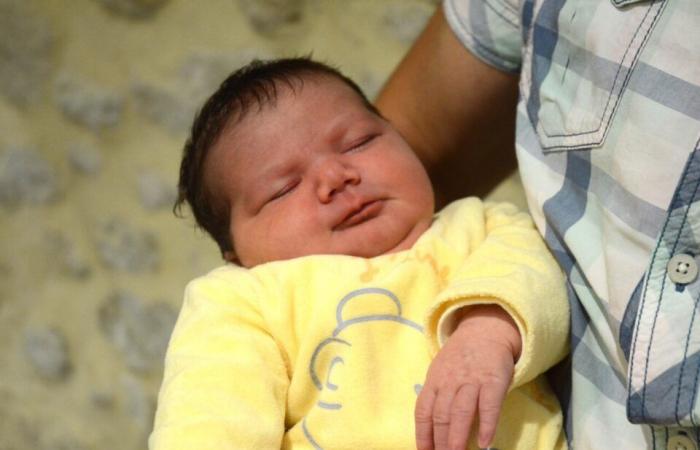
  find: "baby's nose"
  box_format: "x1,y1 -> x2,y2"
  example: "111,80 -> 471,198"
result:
315,158 -> 360,203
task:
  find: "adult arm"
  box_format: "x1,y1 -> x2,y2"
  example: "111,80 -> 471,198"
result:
149,269 -> 289,450
376,7 -> 520,206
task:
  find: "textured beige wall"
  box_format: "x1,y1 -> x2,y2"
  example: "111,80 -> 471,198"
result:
0,1 -> 524,449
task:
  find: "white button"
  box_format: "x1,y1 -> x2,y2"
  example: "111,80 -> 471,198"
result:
668,434 -> 697,450
668,254 -> 699,284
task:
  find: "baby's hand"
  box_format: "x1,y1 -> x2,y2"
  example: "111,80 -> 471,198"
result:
416,304 -> 521,450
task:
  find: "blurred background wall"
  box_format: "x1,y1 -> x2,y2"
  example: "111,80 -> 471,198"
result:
0,1 -> 524,449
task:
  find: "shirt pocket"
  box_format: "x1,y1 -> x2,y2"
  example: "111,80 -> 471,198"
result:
520,0 -> 666,152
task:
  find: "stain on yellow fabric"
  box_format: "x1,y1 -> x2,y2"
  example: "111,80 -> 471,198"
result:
360,259 -> 379,282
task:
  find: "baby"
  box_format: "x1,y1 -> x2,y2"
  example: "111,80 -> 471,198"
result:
150,58 -> 569,450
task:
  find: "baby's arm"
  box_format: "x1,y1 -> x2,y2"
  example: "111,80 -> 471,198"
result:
149,268 -> 289,450
416,304 -> 520,450
418,200 -> 569,450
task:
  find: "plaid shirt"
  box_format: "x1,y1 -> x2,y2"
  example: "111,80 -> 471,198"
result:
444,0 -> 700,448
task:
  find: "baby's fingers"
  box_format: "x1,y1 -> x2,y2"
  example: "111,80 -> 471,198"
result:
432,388 -> 457,450
415,386 -> 437,450
447,383 -> 479,450
476,381 -> 509,448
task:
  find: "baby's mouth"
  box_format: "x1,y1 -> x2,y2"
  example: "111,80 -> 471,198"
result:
333,200 -> 384,231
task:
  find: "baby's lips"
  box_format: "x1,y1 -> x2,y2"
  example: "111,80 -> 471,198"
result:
333,199 -> 384,231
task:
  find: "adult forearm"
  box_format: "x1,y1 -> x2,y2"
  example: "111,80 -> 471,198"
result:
376,7 -> 520,206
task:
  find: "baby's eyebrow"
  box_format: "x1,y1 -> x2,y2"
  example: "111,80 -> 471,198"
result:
243,162 -> 294,203
258,159 -> 296,183
325,112 -> 372,143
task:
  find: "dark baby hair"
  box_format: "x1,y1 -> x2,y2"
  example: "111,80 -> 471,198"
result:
174,57 -> 378,258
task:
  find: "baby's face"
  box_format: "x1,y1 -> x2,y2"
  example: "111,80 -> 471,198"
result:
205,75 -> 434,267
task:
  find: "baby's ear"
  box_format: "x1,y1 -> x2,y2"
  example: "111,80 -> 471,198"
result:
223,250 -> 239,265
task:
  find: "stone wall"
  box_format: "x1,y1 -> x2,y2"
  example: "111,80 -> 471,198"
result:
0,1 -> 524,449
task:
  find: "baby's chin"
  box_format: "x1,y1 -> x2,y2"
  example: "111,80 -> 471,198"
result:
239,220 -> 433,267
343,219 -> 433,259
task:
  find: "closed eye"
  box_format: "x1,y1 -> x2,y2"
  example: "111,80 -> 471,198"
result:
343,134 -> 378,153
267,180 -> 299,203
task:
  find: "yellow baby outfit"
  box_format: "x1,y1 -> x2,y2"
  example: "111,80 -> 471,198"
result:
150,198 -> 569,450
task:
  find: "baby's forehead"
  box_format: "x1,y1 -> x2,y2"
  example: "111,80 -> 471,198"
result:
232,74 -> 372,131
267,73 -> 365,107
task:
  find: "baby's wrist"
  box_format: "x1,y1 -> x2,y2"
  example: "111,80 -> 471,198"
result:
454,304 -> 522,361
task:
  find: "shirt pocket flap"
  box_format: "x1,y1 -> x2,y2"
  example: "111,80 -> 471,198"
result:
520,0 -> 666,152
611,0 -> 655,8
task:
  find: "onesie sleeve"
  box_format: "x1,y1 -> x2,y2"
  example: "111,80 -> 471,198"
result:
149,267 -> 289,450
425,200 -> 569,389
